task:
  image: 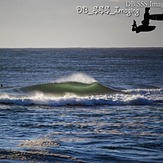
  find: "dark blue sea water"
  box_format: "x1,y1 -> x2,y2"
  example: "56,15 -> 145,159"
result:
0,48 -> 163,162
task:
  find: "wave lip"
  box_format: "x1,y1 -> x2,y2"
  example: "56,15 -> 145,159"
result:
20,82 -> 120,97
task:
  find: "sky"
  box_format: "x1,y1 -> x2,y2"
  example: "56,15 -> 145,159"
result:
0,0 -> 163,48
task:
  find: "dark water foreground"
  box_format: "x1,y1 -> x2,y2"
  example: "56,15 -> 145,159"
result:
0,48 -> 162,162
0,105 -> 163,162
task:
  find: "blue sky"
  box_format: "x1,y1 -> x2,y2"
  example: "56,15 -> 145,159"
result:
0,0 -> 163,48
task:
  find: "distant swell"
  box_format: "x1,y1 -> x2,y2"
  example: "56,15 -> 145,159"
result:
19,82 -> 120,96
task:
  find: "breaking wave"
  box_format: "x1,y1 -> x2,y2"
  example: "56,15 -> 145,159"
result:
0,73 -> 162,107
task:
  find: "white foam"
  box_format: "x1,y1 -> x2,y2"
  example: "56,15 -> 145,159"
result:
19,138 -> 59,149
0,90 -> 161,106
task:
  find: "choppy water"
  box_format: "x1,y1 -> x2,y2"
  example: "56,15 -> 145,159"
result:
0,48 -> 163,162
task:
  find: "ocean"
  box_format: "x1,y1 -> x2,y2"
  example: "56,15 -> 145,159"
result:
0,48 -> 163,162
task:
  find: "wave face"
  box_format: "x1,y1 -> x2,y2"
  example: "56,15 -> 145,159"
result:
20,82 -> 119,96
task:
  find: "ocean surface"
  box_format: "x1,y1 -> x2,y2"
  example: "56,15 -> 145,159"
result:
0,48 -> 163,162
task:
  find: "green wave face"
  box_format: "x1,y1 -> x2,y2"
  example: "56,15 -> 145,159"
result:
20,82 -> 119,96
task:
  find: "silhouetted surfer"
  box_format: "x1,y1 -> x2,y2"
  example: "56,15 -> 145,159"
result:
132,7 -> 163,33
132,8 -> 155,33
0,84 -> 3,87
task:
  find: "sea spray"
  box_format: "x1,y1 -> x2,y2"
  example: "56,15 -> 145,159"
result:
54,73 -> 97,84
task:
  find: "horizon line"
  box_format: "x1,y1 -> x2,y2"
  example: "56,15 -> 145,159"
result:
0,46 -> 163,49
